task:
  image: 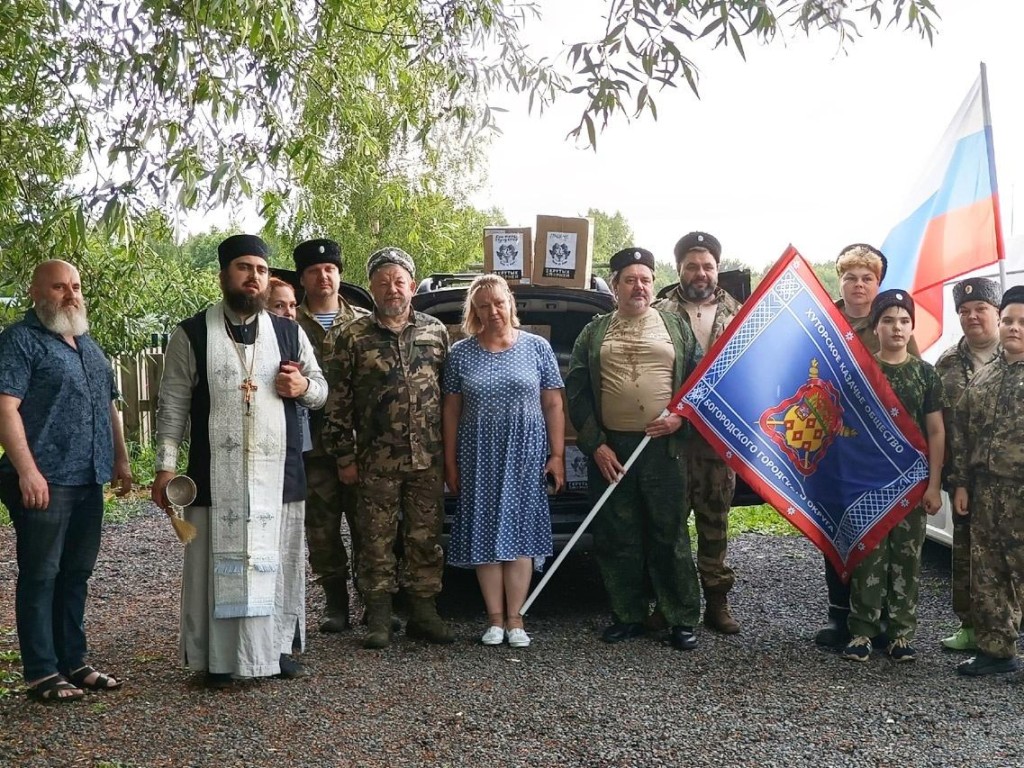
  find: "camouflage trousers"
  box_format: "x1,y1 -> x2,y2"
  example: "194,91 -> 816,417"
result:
356,465 -> 445,598
303,454 -> 360,584
970,476 -> 1024,659
848,506 -> 926,641
589,432 -> 701,627
951,510 -> 973,626
685,452 -> 736,594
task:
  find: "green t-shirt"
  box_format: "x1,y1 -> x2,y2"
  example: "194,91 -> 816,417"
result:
875,354 -> 946,436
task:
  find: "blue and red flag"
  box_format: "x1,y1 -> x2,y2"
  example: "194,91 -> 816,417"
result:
881,68 -> 1006,353
670,247 -> 929,579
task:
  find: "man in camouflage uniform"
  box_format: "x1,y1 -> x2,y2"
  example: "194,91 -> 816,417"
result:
816,244 -> 922,648
654,231 -> 742,633
292,238 -> 370,633
321,247 -> 452,649
951,284 -> 1024,676
843,290 -> 945,663
567,247 -> 703,651
933,277 -> 1002,652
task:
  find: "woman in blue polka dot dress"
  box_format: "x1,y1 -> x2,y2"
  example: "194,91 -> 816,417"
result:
442,275 -> 565,648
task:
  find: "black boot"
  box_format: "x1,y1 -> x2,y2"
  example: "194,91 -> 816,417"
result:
318,577 -> 350,633
814,605 -> 851,648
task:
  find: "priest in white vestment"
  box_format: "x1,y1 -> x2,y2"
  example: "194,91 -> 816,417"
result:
152,234 -> 328,687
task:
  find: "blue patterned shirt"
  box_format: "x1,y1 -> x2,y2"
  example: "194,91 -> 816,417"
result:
0,309 -> 118,485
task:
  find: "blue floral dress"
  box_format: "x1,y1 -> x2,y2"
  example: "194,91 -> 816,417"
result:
443,331 -> 563,569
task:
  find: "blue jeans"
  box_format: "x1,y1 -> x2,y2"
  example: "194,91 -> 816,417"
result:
0,479 -> 104,681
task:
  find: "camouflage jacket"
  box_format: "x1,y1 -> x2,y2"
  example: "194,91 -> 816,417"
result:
874,354 -> 945,437
321,310 -> 449,473
654,285 -> 742,352
835,298 -> 921,357
296,298 -> 370,457
949,353 -> 1024,486
654,285 -> 741,458
565,308 -> 701,459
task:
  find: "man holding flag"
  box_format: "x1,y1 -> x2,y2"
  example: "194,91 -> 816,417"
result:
656,231 -> 743,634
566,247 -> 703,651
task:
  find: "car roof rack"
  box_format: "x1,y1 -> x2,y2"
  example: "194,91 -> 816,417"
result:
418,272 -> 613,295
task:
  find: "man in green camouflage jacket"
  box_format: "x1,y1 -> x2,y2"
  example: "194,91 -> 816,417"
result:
292,238 -> 371,633
951,285 -> 1024,677
933,277 -> 1001,652
654,231 -> 743,633
321,247 -> 452,649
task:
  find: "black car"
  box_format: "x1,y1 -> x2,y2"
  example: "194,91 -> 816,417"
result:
412,270 -> 761,548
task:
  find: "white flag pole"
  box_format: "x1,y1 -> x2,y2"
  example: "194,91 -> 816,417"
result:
980,61 -> 1008,292
520,409 -> 669,616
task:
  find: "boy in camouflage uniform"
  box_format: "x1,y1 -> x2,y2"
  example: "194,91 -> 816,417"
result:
292,239 -> 370,633
654,231 -> 742,633
933,277 -> 1002,652
321,247 -> 452,649
817,244 -> 922,649
951,284 -> 1024,676
843,290 -> 945,663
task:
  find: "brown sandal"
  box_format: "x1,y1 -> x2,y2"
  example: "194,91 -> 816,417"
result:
26,675 -> 85,704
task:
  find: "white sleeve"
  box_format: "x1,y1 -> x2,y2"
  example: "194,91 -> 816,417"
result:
296,326 -> 328,410
154,326 -> 197,472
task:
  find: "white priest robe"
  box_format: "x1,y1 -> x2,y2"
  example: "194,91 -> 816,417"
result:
156,302 -> 327,677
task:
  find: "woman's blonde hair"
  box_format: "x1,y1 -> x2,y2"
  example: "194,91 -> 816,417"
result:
461,274 -> 520,336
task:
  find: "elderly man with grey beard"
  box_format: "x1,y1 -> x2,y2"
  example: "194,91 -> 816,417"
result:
0,260 -> 133,704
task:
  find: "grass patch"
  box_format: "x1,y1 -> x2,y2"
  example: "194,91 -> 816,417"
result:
729,504 -> 801,537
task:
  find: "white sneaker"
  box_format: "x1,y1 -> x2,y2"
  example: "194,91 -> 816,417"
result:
480,625 -> 505,646
506,628 -> 531,648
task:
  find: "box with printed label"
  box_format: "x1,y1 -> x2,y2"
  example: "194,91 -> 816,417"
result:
564,439 -> 589,492
532,215 -> 594,288
483,227 -> 533,284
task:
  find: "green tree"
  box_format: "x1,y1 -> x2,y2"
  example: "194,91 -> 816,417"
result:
588,208 -> 635,266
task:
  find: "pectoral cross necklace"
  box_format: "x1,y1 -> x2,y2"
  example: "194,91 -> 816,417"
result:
226,319 -> 259,414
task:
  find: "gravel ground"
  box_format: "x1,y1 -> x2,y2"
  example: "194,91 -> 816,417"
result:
1,508 -> 1021,768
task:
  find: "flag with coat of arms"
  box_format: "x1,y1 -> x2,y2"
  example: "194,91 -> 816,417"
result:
670,247 -> 930,579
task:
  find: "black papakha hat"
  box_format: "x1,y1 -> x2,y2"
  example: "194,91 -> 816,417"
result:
218,234 -> 269,270
836,243 -> 887,283
293,239 -> 342,274
673,232 -> 721,265
870,288 -> 915,329
1000,285 -> 1024,312
609,247 -> 656,274
367,247 -> 415,279
952,277 -> 1000,311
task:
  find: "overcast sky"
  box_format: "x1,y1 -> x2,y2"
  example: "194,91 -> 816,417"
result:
471,0 -> 1024,270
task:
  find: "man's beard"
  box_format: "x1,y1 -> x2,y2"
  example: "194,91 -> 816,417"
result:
680,279 -> 716,302
36,297 -> 89,336
223,284 -> 267,316
378,298 -> 410,318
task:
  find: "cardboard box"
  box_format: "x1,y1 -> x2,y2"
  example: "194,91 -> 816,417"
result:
446,324 -> 467,344
484,227 -> 532,284
519,324 -> 551,341
532,215 -> 594,288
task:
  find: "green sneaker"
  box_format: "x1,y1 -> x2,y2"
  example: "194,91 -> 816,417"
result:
940,626 -> 977,652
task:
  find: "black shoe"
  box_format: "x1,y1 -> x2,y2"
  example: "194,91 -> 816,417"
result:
957,653 -> 1021,677
203,672 -> 234,690
601,622 -> 645,644
669,626 -> 698,651
276,654 -> 310,680
814,607 -> 851,649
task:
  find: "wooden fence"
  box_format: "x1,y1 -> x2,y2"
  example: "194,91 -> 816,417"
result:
114,348 -> 165,446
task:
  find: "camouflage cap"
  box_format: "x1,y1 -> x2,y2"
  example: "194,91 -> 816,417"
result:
367,247 -> 415,280
953,277 -> 1001,311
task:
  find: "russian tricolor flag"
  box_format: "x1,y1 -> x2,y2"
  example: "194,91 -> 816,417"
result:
881,68 -> 1005,353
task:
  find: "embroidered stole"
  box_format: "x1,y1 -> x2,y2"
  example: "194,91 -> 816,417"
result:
205,302 -> 287,618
